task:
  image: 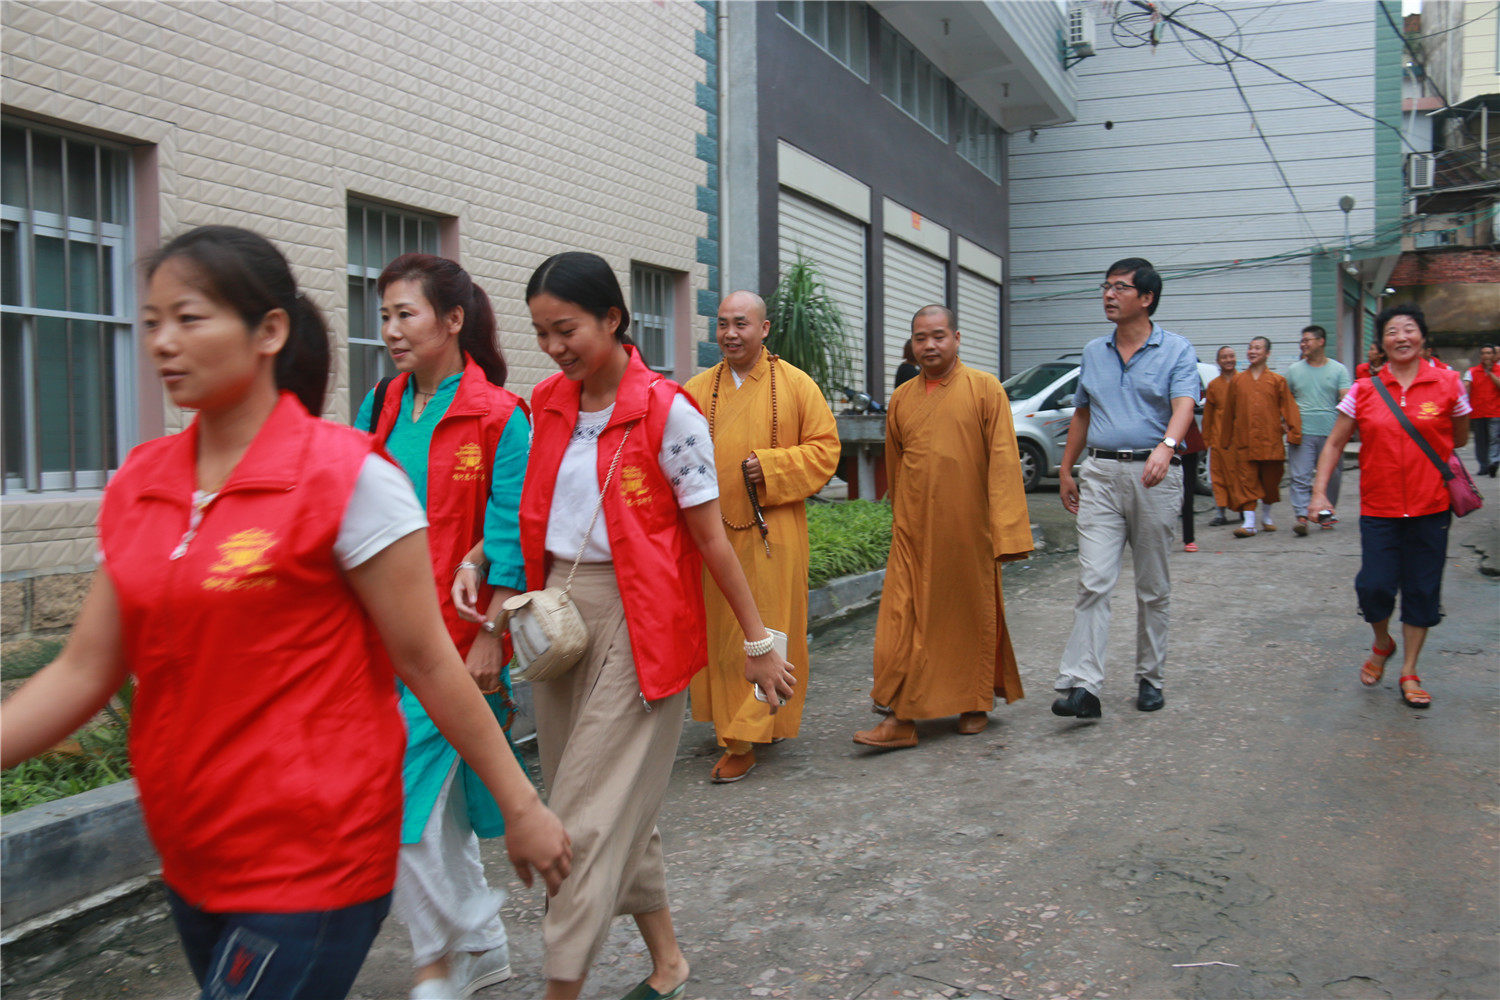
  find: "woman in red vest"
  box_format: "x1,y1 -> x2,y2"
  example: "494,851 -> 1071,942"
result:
1311,304 -> 1470,709
0,226 -> 570,1000
355,253 -> 531,1000
495,251 -> 794,1000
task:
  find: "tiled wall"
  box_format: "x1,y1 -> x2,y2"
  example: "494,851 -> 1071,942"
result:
0,0 -> 708,621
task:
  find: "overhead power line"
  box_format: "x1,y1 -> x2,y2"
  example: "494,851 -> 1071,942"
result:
1225,59 -> 1321,247
1378,1 -> 1452,110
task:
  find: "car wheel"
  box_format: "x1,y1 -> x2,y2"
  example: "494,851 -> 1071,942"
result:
1018,440 -> 1045,493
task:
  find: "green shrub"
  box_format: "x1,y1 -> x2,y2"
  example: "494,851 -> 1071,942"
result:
1,638 -> 63,681
806,499 -> 892,588
1,721 -> 131,814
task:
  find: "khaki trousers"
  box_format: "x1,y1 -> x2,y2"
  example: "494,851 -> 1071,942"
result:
532,562 -> 687,982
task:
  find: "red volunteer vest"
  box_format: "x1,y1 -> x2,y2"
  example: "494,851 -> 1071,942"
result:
1353,366 -> 1465,518
98,393 -> 406,912
1466,363 -> 1500,418
371,359 -> 527,656
519,347 -> 708,701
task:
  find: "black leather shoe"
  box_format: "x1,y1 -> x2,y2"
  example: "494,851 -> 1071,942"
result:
1051,687 -> 1101,719
1207,514 -> 1229,526
1136,679 -> 1165,712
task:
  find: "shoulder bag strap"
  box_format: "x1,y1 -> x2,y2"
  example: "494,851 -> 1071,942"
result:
1369,375 -> 1453,482
367,376 -> 395,437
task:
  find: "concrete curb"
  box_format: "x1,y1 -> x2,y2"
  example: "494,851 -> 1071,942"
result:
1,780 -> 158,937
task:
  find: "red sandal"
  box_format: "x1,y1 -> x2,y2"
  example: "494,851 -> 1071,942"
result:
1398,675 -> 1431,708
1360,639 -> 1396,686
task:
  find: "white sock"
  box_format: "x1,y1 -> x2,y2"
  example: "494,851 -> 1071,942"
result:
1242,510 -> 1257,529
1260,502 -> 1274,525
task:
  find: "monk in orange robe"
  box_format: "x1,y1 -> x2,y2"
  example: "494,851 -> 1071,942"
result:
1200,345 -> 1241,524
1222,336 -> 1301,537
685,291 -> 840,783
853,305 -> 1032,750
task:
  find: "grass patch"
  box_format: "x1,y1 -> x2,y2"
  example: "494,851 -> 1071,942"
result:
806,499 -> 892,588
2,638 -> 63,682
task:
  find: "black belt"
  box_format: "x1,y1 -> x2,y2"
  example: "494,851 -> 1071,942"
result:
1089,447 -> 1180,465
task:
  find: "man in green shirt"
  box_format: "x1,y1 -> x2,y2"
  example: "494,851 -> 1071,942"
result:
1285,324 -> 1352,535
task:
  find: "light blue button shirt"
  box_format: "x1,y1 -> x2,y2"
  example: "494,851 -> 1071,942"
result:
1074,323 -> 1200,450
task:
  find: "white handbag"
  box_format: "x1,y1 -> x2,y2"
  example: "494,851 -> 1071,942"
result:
501,424 -> 634,684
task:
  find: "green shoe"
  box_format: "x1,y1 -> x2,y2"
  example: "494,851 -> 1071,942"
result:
620,978 -> 687,1000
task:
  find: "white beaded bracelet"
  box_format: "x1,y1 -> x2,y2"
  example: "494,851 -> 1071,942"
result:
744,634 -> 775,657
455,560 -> 483,578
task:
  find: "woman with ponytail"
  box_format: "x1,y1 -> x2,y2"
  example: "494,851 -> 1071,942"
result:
354,253 -> 532,999
0,227 -> 570,1000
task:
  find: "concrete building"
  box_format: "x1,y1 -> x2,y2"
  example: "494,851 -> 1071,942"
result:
1,0 -> 716,646
1007,0 -> 1405,375
716,1 -> 1076,402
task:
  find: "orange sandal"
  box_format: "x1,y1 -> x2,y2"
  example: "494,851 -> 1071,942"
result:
1398,675 -> 1431,708
1361,639 -> 1396,686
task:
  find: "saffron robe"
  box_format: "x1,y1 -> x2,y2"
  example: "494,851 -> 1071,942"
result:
871,362 -> 1032,720
684,351 -> 841,744
1222,368 -> 1301,508
1200,372 -> 1242,509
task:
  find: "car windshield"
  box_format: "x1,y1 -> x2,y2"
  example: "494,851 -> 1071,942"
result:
1003,362 -> 1075,400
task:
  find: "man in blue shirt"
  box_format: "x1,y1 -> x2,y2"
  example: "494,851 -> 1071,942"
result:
1053,258 -> 1199,719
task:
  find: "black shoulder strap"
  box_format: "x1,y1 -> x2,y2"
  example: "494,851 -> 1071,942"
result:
367,376 -> 395,437
1369,375 -> 1452,482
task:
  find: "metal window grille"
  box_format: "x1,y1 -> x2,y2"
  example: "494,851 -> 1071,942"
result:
956,93 -> 1003,184
346,201 -> 440,416
630,265 -> 675,374
777,1 -> 869,79
1,119 -> 133,494
879,21 -> 949,139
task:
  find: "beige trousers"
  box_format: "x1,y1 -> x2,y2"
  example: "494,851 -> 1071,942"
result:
532,562 -> 688,982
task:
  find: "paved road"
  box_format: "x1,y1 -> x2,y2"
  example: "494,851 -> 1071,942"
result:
7,468 -> 1498,1000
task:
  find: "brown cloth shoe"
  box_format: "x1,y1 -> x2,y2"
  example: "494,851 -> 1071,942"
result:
852,716 -> 918,749
710,749 -> 756,783
956,711 -> 989,735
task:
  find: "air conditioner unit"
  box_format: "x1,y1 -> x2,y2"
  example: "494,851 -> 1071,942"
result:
1068,8 -> 1097,57
1408,153 -> 1435,190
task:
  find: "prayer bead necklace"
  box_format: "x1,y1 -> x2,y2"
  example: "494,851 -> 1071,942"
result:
708,354 -> 777,553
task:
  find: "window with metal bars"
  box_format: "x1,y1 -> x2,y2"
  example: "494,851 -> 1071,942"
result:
346,200 -> 440,415
630,264 -> 677,374
955,92 -> 1004,184
1,119 -> 134,494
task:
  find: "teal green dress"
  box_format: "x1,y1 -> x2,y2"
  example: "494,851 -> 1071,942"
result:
357,374 -> 530,844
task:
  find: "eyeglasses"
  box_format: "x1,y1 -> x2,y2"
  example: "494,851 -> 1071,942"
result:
1100,282 -> 1137,293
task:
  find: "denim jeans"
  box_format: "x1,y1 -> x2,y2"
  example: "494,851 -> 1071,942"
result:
1474,416 -> 1500,474
1288,434 -> 1338,518
1355,511 -> 1451,628
166,886 -> 390,1000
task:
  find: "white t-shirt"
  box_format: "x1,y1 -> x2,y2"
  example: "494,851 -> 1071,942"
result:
545,396 -> 718,563
127,453 -> 427,571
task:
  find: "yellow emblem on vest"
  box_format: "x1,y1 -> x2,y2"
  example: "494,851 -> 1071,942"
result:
453,442 -> 484,482
1417,400 -> 1441,419
620,464 -> 653,507
204,528 -> 278,592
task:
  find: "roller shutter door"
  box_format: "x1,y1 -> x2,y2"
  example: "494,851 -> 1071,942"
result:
882,238 -> 946,397
957,268 -> 1001,377
777,190 -> 866,390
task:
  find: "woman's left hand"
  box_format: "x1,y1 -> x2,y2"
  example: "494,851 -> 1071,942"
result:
466,630 -> 504,694
452,565 -> 485,623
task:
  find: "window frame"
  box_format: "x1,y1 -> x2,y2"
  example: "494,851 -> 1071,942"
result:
1,119 -> 135,494
878,20 -> 950,140
629,263 -> 677,375
955,91 -> 1004,184
345,199 -> 442,418
778,1 -> 870,80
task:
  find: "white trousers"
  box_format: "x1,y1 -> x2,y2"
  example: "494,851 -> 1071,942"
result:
1055,456 -> 1180,696
392,761 -> 508,968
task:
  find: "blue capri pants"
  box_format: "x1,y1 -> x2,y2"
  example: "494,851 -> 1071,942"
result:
1355,511 -> 1451,629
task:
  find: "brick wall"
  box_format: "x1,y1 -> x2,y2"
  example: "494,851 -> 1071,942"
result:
1389,248 -> 1500,286
1,0 -> 709,624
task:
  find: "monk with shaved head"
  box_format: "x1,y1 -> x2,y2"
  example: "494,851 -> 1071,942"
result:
683,290 -> 840,783
854,304 -> 1032,750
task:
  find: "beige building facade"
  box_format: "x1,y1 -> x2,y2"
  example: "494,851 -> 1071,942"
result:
1,1 -> 713,645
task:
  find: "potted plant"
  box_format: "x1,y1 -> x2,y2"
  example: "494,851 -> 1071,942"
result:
765,252 -> 857,400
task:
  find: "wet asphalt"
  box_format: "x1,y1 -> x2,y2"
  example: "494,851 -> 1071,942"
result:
6,467 -> 1498,1000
